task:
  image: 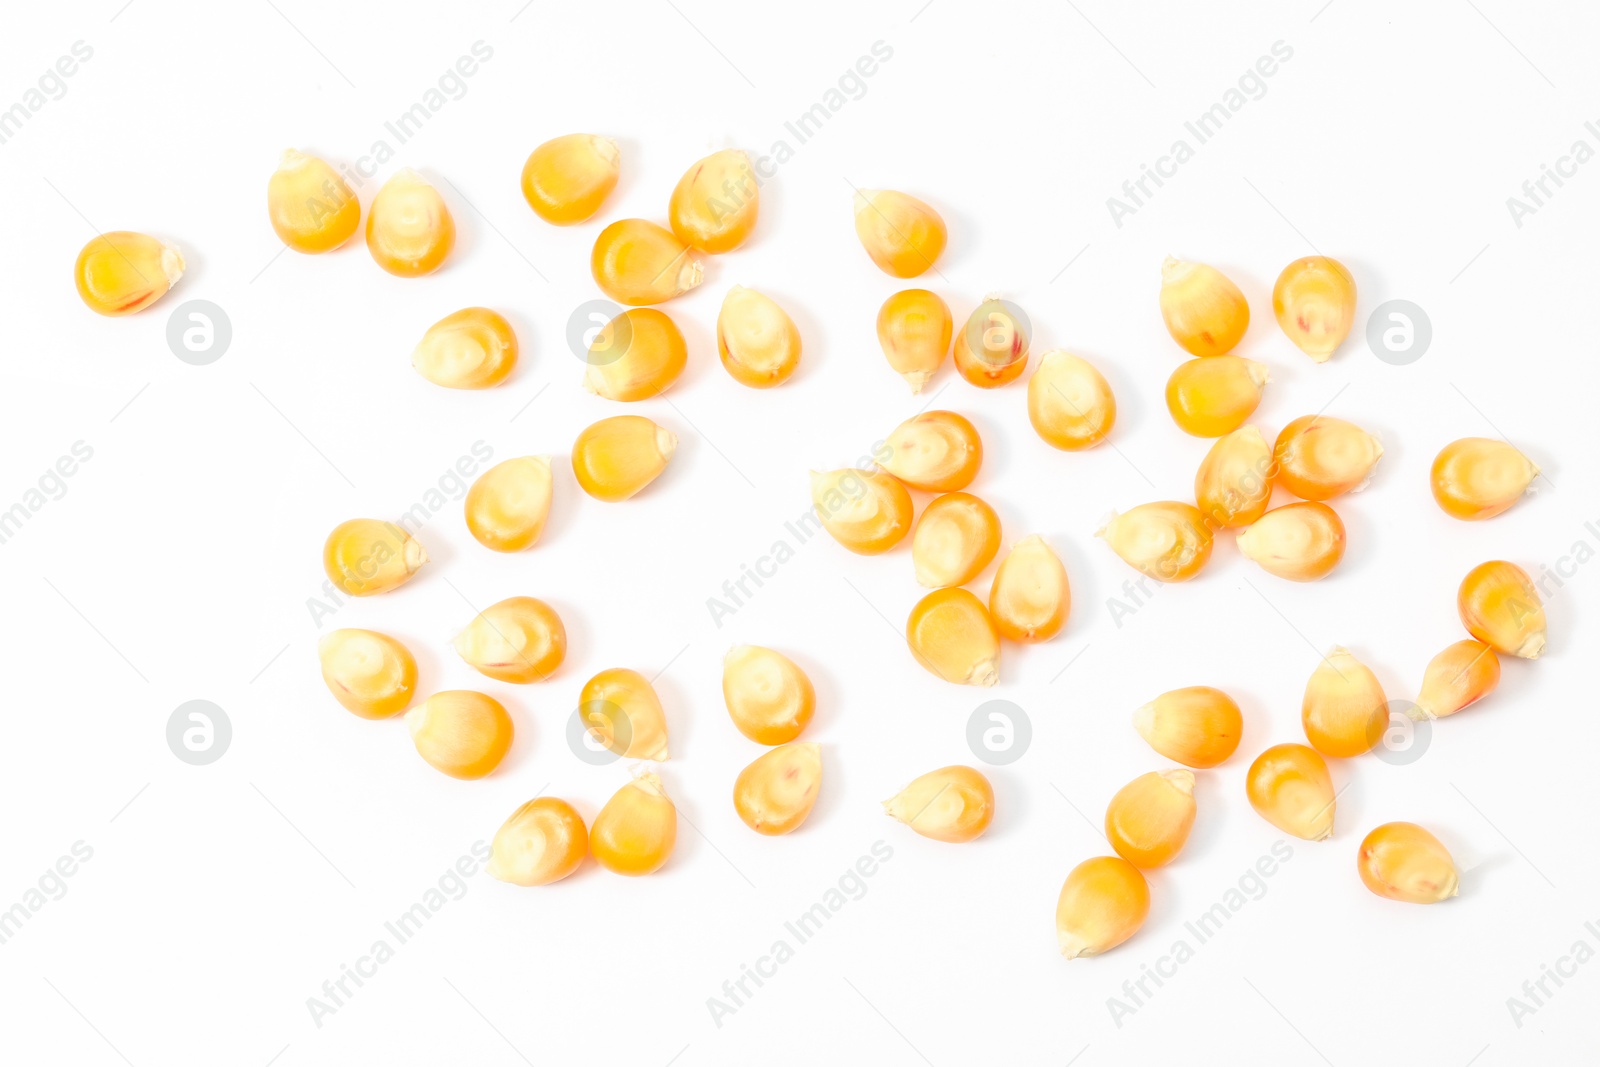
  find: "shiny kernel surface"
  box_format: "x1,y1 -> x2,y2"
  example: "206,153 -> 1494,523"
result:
1431,437 -> 1538,520
1164,355 -> 1268,437
1133,686 -> 1242,768
717,286 -> 800,388
590,773 -> 676,876
1273,256 -> 1356,361
954,298 -> 1030,388
322,518 -> 427,596
1194,425 -> 1274,528
877,288 -> 952,392
1358,822 -> 1459,904
452,596 -> 566,684
906,587 -> 1000,686
669,149 -> 758,253
267,149 -> 360,253
521,133 -> 619,224
884,765 -> 993,842
585,307 -> 687,401
722,645 -> 815,745
853,189 -> 946,277
1302,647 -> 1387,757
366,168 -> 454,276
75,231 -> 184,316
591,218 -> 703,305
988,535 -> 1070,642
1097,501 -> 1213,583
1105,770 -> 1197,868
811,468 -> 913,555
406,691 -> 513,780
465,456 -> 552,552
487,798 -> 588,886
1056,856 -> 1149,959
1028,350 -> 1116,450
1415,639 -> 1500,720
572,415 -> 676,501
1237,501 -> 1346,582
879,410 -> 982,492
317,628 -> 417,719
412,307 -> 517,389
912,491 -> 1001,588
1458,560 -> 1546,659
580,667 -> 670,762
1159,257 -> 1249,356
734,743 -> 821,835
1273,415 -> 1383,500
1246,743 -> 1335,841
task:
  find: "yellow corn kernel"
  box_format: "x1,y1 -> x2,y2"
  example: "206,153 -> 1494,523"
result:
1097,501 -> 1213,583
520,133 -> 619,225
580,667 -> 670,761
465,456 -> 552,553
1273,256 -> 1356,361
317,628 -> 417,719
1056,856 -> 1150,959
572,415 -> 676,501
722,644 -> 815,745
323,518 -> 427,596
1458,560 -> 1546,659
584,307 -> 686,401
912,492 -> 1001,589
267,149 -> 360,253
1414,639 -> 1500,720
412,307 -> 517,389
876,289 -> 952,392
1273,415 -> 1383,500
591,218 -> 703,305
878,411 -> 981,492
734,743 -> 822,835
906,588 -> 1000,687
590,772 -> 677,876
884,765 -> 993,842
1237,501 -> 1346,582
74,231 -> 184,316
1246,743 -> 1335,840
406,691 -> 513,780
1431,437 -> 1539,520
810,469 -> 913,555
1133,686 -> 1242,768
1165,355 -> 1269,437
717,286 -> 801,388
670,149 -> 758,253
366,168 -> 454,277
954,297 -> 1030,388
853,189 -> 946,277
453,596 -> 566,684
1358,822 -> 1459,904
1159,257 -> 1249,357
1194,425 -> 1274,529
1302,648 -> 1386,757
988,535 -> 1070,643
1106,770 -> 1197,869
487,797 -> 588,886
1027,350 -> 1117,451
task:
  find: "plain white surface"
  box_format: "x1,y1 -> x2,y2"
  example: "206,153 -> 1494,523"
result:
2,0 -> 1597,1063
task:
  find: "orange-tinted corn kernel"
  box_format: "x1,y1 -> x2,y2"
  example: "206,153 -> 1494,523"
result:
590,773 -> 676,876
1302,648 -> 1386,757
734,743 -> 821,835
1195,425 -> 1274,529
1056,856 -> 1149,959
717,286 -> 801,388
412,307 -> 517,389
267,149 -> 359,253
1414,639 -> 1500,720
954,297 -> 1030,388
487,798 -> 588,886
1358,822 -> 1459,904
1273,415 -> 1383,500
1237,501 -> 1346,582
912,492 -> 1001,588
877,289 -> 952,392
1097,502 -> 1213,583
810,469 -> 913,555
722,645 -> 815,745
318,628 -> 417,719
906,588 -> 1000,687
1159,257 -> 1249,357
406,691 -> 513,780
465,456 -> 552,552
572,415 -> 676,501
75,231 -> 184,316
884,765 -> 993,842
323,519 -> 427,596
1027,350 -> 1117,451
1246,743 -> 1335,840
880,410 -> 982,492
366,169 -> 454,276
453,596 -> 567,684
584,307 -> 686,401
854,189 -> 946,277
670,149 -> 758,253
520,133 -> 619,225
580,667 -> 670,762
988,535 -> 1070,643
1431,438 -> 1539,520
1273,256 -> 1356,361
1134,686 -> 1242,768
591,218 -> 703,305
1458,560 -> 1546,659
1106,770 -> 1197,868
1165,355 -> 1269,437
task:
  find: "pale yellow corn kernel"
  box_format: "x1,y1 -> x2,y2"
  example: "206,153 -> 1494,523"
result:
590,772 -> 677,876
879,410 -> 982,492
584,307 -> 687,401
906,588 -> 1000,687
734,743 -> 822,836
406,691 -> 513,780
717,286 -> 801,388
1237,501 -> 1346,582
1159,257 -> 1249,356
317,628 -> 417,719
877,289 -> 952,392
520,133 -> 619,225
267,149 -> 360,253
722,645 -> 815,745
366,168 -> 454,277
412,307 -> 517,389
912,492 -> 1001,588
1273,415 -> 1383,500
322,518 -> 427,597
1273,256 -> 1356,361
579,668 -> 670,762
1413,639 -> 1500,720
1106,770 -> 1197,869
74,231 -> 184,316
487,798 -> 588,887
1431,437 -> 1539,521
1097,502 -> 1213,583
1246,743 -> 1335,840
453,596 -> 567,684
465,456 -> 552,553
1302,648 -> 1387,757
853,189 -> 946,278
1165,355 -> 1269,438
954,297 -> 1030,388
591,218 -> 703,305
1458,560 -> 1546,659
572,415 -> 676,501
884,765 -> 993,842
988,535 -> 1070,643
1194,425 -> 1274,529
1358,822 -> 1459,904
810,468 -> 913,555
1134,686 -> 1242,769
670,149 -> 758,253
1056,856 -> 1150,959
1027,350 -> 1117,451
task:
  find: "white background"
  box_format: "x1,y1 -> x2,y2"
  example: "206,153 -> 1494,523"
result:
2,0 -> 1597,1064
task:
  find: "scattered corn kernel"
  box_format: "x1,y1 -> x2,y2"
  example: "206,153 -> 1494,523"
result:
406,690 -> 513,780
590,772 -> 677,876
1273,415 -> 1383,500
1056,856 -> 1149,959
1159,257 -> 1249,357
1357,822 -> 1459,904
1133,686 -> 1242,768
1097,502 -> 1213,583
74,231 -> 184,316
465,456 -> 552,552
1431,437 -> 1539,521
1246,743 -> 1335,840
412,307 -> 517,389
580,667 -> 670,761
954,297 -> 1030,388
1027,351 -> 1117,451
1106,769 -> 1197,868
267,149 -> 360,253
717,286 -> 800,388
906,588 -> 1000,686
912,491 -> 1001,588
722,645 -> 815,745
322,518 -> 427,596
1194,425 -> 1274,529
876,289 -> 952,392
1273,256 -> 1356,361
988,535 -> 1070,643
853,189 -> 946,277
734,743 -> 822,835
520,133 -> 619,225
591,218 -> 703,305
810,468 -> 913,555
317,628 -> 417,719
366,168 -> 454,277
487,798 -> 588,886
1413,639 -> 1500,720
884,765 -> 993,842
1165,355 -> 1269,437
1302,648 -> 1386,757
1237,501 -> 1346,582
453,596 -> 566,684
879,410 -> 982,492
584,307 -> 687,401
669,149 -> 758,253
572,415 -> 676,501
1458,560 -> 1546,659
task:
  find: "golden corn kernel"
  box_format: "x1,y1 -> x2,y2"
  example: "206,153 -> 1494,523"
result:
572,415 -> 676,501
1273,415 -> 1383,500
1165,355 -> 1269,438
1246,743 -> 1335,840
1133,686 -> 1242,768
717,286 -> 801,388
591,218 -> 703,305
590,772 -> 677,876
1414,639 -> 1500,720
1159,257 -> 1249,357
722,644 -> 815,745
1273,256 -> 1356,361
954,297 -> 1030,388
734,743 -> 822,835
1056,856 -> 1150,959
1358,822 -> 1459,904
810,468 -> 913,555
1237,501 -> 1346,582
453,596 -> 567,684
584,307 -> 687,401
366,168 -> 454,277
322,518 -> 427,596
406,691 -> 512,780
74,231 -> 184,316
879,410 -> 982,492
669,149 -> 758,253
267,149 -> 360,253
912,492 -> 1001,588
579,668 -> 670,762
487,797 -> 587,887
1097,502 -> 1213,583
1027,350 -> 1117,451
906,588 -> 1000,687
988,535 -> 1070,643
1431,437 -> 1539,521
465,456 -> 552,552
853,189 -> 946,278
412,307 -> 517,389
1458,560 -> 1546,659
1106,770 -> 1197,869
884,765 -> 993,842
1194,425 -> 1274,529
520,133 -> 619,225
876,289 -> 952,392
1302,648 -> 1387,757
317,628 -> 417,719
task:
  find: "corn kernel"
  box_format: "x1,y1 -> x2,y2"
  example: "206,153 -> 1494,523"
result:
366,168 -> 454,277
590,772 -> 677,876
1237,501 -> 1346,582
1273,256 -> 1356,361
734,743 -> 822,835
1194,425 -> 1274,529
322,518 -> 427,596
1133,686 -> 1242,768
412,307 -> 517,389
1106,769 -> 1196,868
717,286 -> 801,388
520,133 -> 619,225
906,588 -> 1000,686
453,596 -> 566,684
912,492 -> 1001,588
406,691 -> 513,780
487,797 -> 588,886
579,668 -> 670,762
853,189 -> 946,277
1165,355 -> 1269,437
722,644 -> 815,745
1246,743 -> 1335,840
1273,415 -> 1383,500
267,149 -> 360,253
1414,639 -> 1500,720
1097,502 -> 1213,583
464,456 -> 552,552
74,231 -> 184,316
1357,822 -> 1459,904
1431,437 -> 1539,521
317,628 -> 417,719
1027,350 -> 1117,451
1458,560 -> 1546,659
988,535 -> 1070,643
670,149 -> 758,253
810,469 -> 913,555
1302,648 -> 1386,757
572,415 -> 676,501
876,289 -> 952,393
879,410 -> 981,492
1056,856 -> 1149,959
1159,257 -> 1249,357
584,307 -> 686,401
954,297 -> 1030,388
591,218 -> 703,305
884,765 -> 993,842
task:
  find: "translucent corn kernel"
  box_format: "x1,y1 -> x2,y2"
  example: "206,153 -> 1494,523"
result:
1194,425 -> 1274,529
412,307 -> 517,389
1027,351 -> 1117,451
366,168 -> 454,277
877,289 -> 952,392
584,307 -> 686,401
912,492 -> 1001,588
722,644 -> 815,745
267,149 -> 360,253
590,772 -> 677,876
1273,415 -> 1383,500
317,628 -> 416,719
853,189 -> 946,278
406,691 -> 513,780
465,456 -> 552,552
717,286 -> 801,388
74,231 -> 184,316
572,415 -> 676,501
487,798 -> 587,887
453,596 -> 567,684
1273,256 -> 1356,361
810,469 -> 913,555
520,133 -> 619,225
989,535 -> 1070,643
1237,501 -> 1346,582
734,743 -> 822,836
1165,355 -> 1269,437
670,149 -> 758,253
591,218 -> 703,305
1056,856 -> 1149,959
1134,686 -> 1242,768
1246,743 -> 1335,840
1302,648 -> 1386,757
1358,822 -> 1459,904
954,297 -> 1030,388
1097,502 -> 1213,583
1414,639 -> 1500,720
1159,257 -> 1249,357
1431,437 -> 1539,521
579,668 -> 671,762
906,588 -> 1000,687
1458,560 -> 1546,659
879,410 -> 982,492
884,765 -> 993,842
322,518 -> 427,596
1106,770 -> 1197,869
